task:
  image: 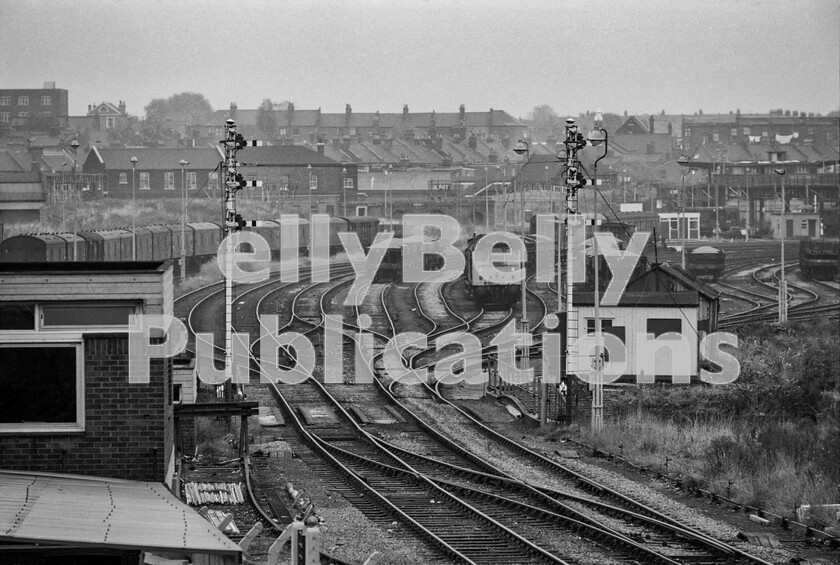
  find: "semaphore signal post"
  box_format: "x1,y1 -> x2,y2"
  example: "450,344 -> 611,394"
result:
221,119 -> 264,391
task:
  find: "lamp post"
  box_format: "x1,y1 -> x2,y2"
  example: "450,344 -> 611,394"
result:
179,159 -> 190,283
341,167 -> 347,216
307,164 -> 313,218
588,127 -> 608,434
677,154 -> 691,269
70,139 -> 80,260
774,168 -> 787,323
130,156 -> 138,261
484,167 -> 490,232
513,139 -> 533,419
60,162 -> 68,233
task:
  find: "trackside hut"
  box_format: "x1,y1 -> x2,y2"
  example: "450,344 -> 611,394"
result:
572,262 -> 720,383
82,146 -> 224,198
0,262 -> 177,487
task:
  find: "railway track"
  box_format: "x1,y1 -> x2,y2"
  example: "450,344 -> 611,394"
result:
175,254 -> 800,564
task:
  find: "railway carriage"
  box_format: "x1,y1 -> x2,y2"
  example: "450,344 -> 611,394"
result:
685,246 -> 726,282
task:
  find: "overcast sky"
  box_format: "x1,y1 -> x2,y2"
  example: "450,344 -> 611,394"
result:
1,0 -> 838,120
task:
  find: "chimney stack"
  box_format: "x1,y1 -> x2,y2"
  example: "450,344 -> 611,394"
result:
230,102 -> 238,120
403,105 -> 409,120
316,141 -> 325,155
649,115 -> 654,133
345,104 -> 352,124
459,104 -> 465,125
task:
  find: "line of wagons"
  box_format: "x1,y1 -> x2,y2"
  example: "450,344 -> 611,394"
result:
0,217 -> 382,272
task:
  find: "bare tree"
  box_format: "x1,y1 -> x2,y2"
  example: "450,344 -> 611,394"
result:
256,98 -> 278,139
528,104 -> 561,141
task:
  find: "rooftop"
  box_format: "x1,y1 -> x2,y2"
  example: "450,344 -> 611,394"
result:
0,470 -> 241,558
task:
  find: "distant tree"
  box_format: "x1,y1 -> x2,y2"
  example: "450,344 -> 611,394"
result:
144,92 -> 214,137
528,104 -> 561,142
256,98 -> 278,139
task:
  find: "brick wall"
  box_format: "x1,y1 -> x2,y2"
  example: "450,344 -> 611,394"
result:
0,335 -> 173,482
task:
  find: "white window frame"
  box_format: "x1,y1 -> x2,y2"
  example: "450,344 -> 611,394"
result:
309,174 -> 318,190
0,334 -> 85,434
105,116 -> 115,129
119,172 -> 128,184
0,112 -> 9,123
139,172 -> 150,190
18,96 -> 29,106
164,172 -> 175,190
208,171 -> 218,190
187,172 -> 196,190
0,302 -> 140,334
0,96 -> 10,106
18,112 -> 29,118
343,176 -> 354,189
356,205 -> 368,216
41,96 -> 51,106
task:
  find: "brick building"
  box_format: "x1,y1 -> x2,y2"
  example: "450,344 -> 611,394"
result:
236,144 -> 358,216
0,262 -> 177,485
81,146 -> 224,198
0,82 -> 69,132
682,110 -> 839,152
213,102 -> 527,146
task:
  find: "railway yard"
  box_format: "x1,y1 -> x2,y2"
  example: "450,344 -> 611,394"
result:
169,237 -> 839,565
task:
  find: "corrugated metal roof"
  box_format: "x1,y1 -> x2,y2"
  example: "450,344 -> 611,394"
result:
0,470 -> 242,557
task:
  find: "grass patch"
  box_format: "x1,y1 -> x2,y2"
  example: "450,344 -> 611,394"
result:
575,318 -> 840,524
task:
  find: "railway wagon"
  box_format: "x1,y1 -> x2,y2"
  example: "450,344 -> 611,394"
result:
162,223 -> 195,262
54,233 -> 88,261
464,233 -> 523,308
0,233 -> 71,262
0,217 -> 379,268
799,238 -> 840,280
371,234 -> 446,284
686,246 -> 726,282
343,216 -> 381,249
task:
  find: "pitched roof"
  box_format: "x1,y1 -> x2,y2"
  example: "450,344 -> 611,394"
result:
88,102 -> 123,116
631,262 -> 720,300
0,150 -> 28,172
614,116 -> 650,135
0,170 -> 41,183
92,146 -> 224,170
236,144 -> 338,166
211,107 -> 523,129
0,470 -> 241,557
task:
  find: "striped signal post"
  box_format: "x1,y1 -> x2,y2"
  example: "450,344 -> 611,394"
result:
221,120 -> 264,390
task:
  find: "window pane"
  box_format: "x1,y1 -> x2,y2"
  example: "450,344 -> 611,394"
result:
42,304 -> 134,326
646,318 -> 682,337
0,303 -> 36,329
0,346 -> 76,423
